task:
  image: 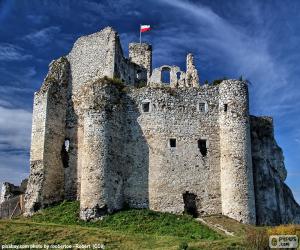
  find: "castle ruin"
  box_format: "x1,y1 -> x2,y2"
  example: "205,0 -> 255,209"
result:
23,27 -> 300,225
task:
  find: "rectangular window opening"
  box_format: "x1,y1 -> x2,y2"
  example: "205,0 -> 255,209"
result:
198,139 -> 207,156
170,138 -> 176,148
199,102 -> 206,112
224,104 -> 228,112
142,102 -> 150,113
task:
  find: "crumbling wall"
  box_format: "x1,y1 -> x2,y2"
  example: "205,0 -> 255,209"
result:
186,53 -> 199,87
115,38 -> 146,86
219,80 -> 256,224
0,195 -> 24,219
25,57 -> 70,215
0,180 -> 27,204
149,65 -> 186,88
129,43 -> 152,80
67,27 -> 116,93
251,116 -> 300,225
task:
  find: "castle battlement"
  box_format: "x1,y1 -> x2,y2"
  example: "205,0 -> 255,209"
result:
23,27 -> 300,225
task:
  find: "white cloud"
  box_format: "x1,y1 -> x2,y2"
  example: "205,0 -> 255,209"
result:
24,26 -> 61,47
0,43 -> 32,61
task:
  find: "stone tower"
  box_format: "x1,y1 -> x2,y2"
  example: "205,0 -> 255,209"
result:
129,43 -> 152,79
219,80 -> 256,224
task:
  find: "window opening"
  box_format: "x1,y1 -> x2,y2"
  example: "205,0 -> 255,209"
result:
199,102 -> 206,112
170,138 -> 176,148
198,139 -> 207,156
61,139 -> 70,168
142,102 -> 150,113
224,104 -> 228,112
161,67 -> 171,84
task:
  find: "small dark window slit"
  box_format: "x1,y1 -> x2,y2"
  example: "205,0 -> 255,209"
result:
224,104 -> 228,112
170,138 -> 176,148
199,102 -> 206,112
198,139 -> 207,156
61,139 -> 70,168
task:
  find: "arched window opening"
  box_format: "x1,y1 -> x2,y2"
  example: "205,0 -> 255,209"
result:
161,67 -> 171,84
176,72 -> 181,80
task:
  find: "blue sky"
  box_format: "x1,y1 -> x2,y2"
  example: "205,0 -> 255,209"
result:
0,0 -> 299,203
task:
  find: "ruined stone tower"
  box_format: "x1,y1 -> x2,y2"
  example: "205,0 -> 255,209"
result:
23,27 -> 300,225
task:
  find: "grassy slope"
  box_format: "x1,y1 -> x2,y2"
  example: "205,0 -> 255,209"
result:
0,201 -> 246,249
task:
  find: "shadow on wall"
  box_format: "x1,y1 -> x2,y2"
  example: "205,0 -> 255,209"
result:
121,92 -> 149,209
64,73 -> 80,201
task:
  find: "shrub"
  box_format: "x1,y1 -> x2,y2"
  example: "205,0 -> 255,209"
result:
244,228 -> 269,250
178,241 -> 188,250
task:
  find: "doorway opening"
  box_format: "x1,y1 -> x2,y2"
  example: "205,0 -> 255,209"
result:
182,191 -> 198,218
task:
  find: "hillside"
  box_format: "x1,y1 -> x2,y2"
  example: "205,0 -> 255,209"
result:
0,201 -> 249,249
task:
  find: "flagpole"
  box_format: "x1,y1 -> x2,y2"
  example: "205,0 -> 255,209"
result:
139,24 -> 141,44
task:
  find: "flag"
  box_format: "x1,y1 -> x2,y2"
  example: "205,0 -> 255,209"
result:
140,25 -> 151,33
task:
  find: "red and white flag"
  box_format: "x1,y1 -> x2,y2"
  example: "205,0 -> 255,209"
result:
140,25 -> 151,33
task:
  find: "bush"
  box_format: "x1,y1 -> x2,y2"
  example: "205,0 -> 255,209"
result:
244,228 -> 269,250
178,241 -> 188,250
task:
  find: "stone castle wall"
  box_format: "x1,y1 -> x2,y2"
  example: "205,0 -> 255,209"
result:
25,57 -> 69,215
23,26 -> 300,225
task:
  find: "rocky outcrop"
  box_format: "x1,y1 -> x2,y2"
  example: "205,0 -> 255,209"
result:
251,116 -> 300,225
0,179 -> 27,204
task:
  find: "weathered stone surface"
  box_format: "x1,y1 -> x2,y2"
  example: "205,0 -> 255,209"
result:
0,182 -> 24,204
251,116 -> 300,225
219,80 -> 256,224
22,27 -> 300,225
24,57 -> 70,215
129,43 -> 152,80
186,53 -> 199,87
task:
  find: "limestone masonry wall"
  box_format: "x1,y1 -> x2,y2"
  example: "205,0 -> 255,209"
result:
22,26 -> 300,225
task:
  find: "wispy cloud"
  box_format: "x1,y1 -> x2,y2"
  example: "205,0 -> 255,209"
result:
26,14 -> 49,25
23,26 -> 61,46
158,0 -> 299,116
0,105 -> 32,151
0,152 -> 29,186
0,43 -> 32,61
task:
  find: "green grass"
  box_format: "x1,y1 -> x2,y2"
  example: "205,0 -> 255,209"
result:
29,201 -> 220,240
0,201 -> 247,249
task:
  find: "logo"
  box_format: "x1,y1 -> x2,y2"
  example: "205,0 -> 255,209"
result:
269,235 -> 298,249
